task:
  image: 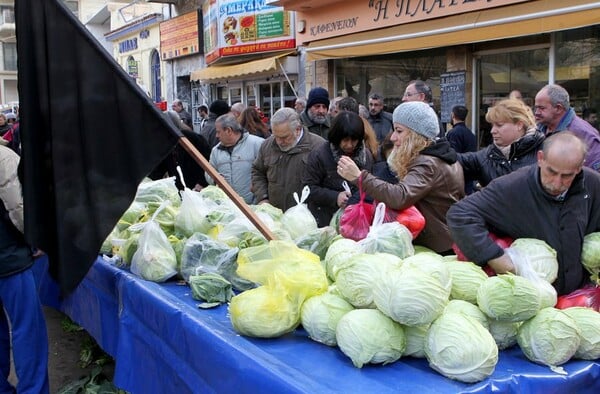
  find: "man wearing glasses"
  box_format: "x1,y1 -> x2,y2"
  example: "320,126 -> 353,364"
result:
403,80 -> 446,138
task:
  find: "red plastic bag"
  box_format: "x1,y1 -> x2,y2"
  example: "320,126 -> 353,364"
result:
339,178 -> 374,241
395,206 -> 426,240
556,285 -> 600,311
452,232 -> 514,277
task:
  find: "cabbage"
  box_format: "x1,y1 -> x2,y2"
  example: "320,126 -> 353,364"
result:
487,320 -> 521,350
335,309 -> 406,368
581,232 -> 600,276
189,273 -> 234,307
229,283 -> 300,338
117,201 -> 146,231
323,238 -> 361,281
444,300 -> 489,330
335,253 -> 402,308
251,202 -> 284,222
403,324 -> 430,358
130,219 -> 177,282
198,185 -> 230,204
280,187 -> 318,240
134,177 -> 181,207
358,221 -> 414,258
295,226 -> 339,260
562,307 -> 600,360
373,264 -> 449,326
402,253 -> 452,293
425,312 -> 498,383
300,292 -> 354,346
509,238 -> 558,283
477,274 -> 541,322
517,307 -> 581,366
446,260 -> 489,304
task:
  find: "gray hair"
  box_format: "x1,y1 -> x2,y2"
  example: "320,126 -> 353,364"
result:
271,107 -> 302,131
216,113 -> 243,133
295,97 -> 306,106
410,80 -> 433,103
541,84 -> 570,109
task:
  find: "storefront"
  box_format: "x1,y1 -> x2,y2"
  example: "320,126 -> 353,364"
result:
188,0 -> 301,122
272,0 -> 600,145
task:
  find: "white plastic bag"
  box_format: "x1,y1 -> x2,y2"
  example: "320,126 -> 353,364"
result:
505,247 -> 557,309
358,202 -> 414,259
281,186 -> 318,240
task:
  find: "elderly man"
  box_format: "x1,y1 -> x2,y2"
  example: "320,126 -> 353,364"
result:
294,97 -> 306,114
300,87 -> 331,139
172,99 -> 193,128
206,113 -> 263,204
366,93 -> 393,143
252,107 -> 325,211
447,132 -> 600,295
535,84 -> 600,171
402,80 -> 445,137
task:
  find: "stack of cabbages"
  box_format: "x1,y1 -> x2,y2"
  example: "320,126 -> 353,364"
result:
104,178 -> 600,383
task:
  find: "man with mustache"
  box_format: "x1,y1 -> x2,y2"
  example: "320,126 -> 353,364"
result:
447,132 -> 600,296
300,87 -> 331,139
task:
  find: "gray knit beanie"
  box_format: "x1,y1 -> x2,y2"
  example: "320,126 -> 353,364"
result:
392,101 -> 439,140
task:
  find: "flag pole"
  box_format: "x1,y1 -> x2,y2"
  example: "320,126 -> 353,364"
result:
177,136 -> 276,241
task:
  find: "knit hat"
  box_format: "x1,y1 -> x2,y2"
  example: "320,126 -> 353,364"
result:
306,87 -> 330,109
392,101 -> 439,140
209,100 -> 230,116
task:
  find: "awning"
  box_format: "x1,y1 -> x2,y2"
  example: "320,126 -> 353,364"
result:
305,0 -> 600,61
191,52 -> 297,82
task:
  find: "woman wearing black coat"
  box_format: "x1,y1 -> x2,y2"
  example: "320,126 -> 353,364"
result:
459,98 -> 544,191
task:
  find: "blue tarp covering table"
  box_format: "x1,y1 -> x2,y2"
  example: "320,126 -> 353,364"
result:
35,256 -> 600,394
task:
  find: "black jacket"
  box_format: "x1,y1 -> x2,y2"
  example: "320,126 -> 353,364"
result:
367,111 -> 393,143
0,203 -> 32,277
458,131 -> 544,188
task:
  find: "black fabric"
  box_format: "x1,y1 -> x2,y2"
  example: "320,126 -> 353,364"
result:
420,138 -> 457,164
16,0 -> 180,295
0,203 -> 33,278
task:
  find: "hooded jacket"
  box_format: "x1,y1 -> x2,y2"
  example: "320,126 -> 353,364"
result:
300,110 -> 331,140
357,139 -> 464,252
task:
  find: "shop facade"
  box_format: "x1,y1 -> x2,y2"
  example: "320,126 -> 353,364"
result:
271,0 -> 600,145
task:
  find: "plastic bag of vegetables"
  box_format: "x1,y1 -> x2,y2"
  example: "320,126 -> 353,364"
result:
134,177 -> 180,207
130,201 -> 178,282
280,186 -> 318,240
174,186 -> 219,237
189,272 -> 234,308
507,238 -> 558,283
358,203 -> 414,259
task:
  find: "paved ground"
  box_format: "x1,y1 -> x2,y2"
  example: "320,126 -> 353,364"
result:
9,306 -> 98,393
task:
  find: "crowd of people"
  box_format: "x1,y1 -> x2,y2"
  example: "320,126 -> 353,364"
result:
159,81 -> 600,301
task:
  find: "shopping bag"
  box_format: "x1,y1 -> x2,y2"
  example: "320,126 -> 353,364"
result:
339,177 -> 375,241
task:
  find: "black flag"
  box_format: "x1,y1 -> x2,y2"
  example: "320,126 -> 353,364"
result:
16,0 -> 181,295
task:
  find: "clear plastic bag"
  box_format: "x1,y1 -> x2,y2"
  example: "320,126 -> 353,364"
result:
281,185 -> 318,240
358,202 -> 414,258
505,246 -> 557,309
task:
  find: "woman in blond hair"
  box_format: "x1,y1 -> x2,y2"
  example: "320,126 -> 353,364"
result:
459,98 -> 544,190
337,101 -> 464,254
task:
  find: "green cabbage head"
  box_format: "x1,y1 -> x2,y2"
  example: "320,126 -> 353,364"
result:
444,299 -> 489,330
517,307 -> 581,366
562,307 -> 600,360
403,323 -> 430,358
477,274 -> 541,322
323,237 -> 361,282
509,238 -> 558,283
300,291 -> 354,346
335,309 -> 406,368
425,311 -> 498,383
487,320 -> 521,350
446,260 -> 489,304
581,232 -> 600,276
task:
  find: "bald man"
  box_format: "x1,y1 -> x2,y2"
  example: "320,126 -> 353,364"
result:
447,132 -> 600,295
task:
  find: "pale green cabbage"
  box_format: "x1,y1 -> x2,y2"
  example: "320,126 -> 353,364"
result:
487,319 -> 521,350
229,283 -> 300,338
402,253 -> 452,294
358,221 -> 414,258
300,292 -> 354,346
373,264 -> 450,326
562,307 -> 600,360
403,323 -> 430,358
509,238 -> 558,283
446,260 -> 489,304
444,300 -> 489,330
477,274 -> 541,322
335,253 -> 402,308
335,309 -> 406,368
425,312 -> 498,383
323,238 -> 361,281
581,232 -> 600,276
517,307 -> 581,366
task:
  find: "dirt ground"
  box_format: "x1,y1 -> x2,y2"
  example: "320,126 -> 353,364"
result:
9,306 -> 102,393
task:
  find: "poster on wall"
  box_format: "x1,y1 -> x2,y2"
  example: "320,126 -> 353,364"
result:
204,0 -> 295,64
160,10 -> 202,60
440,71 -> 466,123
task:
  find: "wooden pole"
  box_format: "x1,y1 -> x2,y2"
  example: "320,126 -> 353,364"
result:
177,136 -> 276,241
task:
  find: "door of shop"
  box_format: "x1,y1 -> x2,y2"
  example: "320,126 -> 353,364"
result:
474,45 -> 549,147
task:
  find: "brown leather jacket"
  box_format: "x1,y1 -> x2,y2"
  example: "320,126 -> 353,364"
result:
358,140 -> 464,253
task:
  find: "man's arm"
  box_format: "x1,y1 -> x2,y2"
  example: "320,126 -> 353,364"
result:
0,147 -> 24,232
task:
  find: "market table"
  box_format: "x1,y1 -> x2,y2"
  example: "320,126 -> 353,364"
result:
34,256 -> 600,394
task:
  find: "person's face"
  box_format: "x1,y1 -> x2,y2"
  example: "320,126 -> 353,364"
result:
587,113 -> 598,125
172,102 -> 183,113
215,123 -> 238,147
537,150 -> 582,196
308,104 -> 328,124
534,92 -> 563,126
368,98 -> 383,116
272,122 -> 300,151
339,137 -> 359,155
390,123 -> 410,147
490,120 -> 524,148
402,84 -> 425,102
0,116 -> 6,126
294,101 -> 304,113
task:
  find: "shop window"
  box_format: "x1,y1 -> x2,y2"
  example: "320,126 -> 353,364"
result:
3,42 -> 16,71
333,48 -> 446,113
555,26 -> 600,115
